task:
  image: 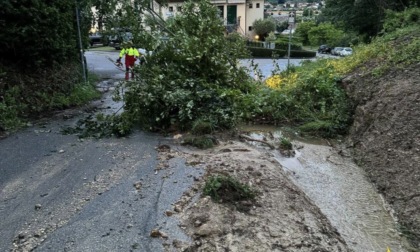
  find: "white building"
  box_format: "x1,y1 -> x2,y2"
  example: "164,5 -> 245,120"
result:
152,0 -> 264,39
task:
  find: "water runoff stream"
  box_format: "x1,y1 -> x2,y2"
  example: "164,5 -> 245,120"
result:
241,126 -> 411,252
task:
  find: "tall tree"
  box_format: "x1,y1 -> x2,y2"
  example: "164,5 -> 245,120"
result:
295,21 -> 316,45
252,18 -> 276,40
322,0 -> 415,38
0,0 -> 91,70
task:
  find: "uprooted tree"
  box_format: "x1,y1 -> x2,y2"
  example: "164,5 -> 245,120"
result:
111,0 -> 254,133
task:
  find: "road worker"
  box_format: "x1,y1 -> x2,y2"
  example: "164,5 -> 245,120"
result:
116,41 -> 139,80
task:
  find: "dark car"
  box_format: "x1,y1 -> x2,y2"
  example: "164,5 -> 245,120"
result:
89,33 -> 103,46
318,45 -> 331,54
108,31 -> 133,50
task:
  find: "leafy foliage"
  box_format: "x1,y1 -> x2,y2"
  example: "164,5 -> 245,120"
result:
119,0 -> 253,132
245,59 -> 352,137
382,7 -> 420,33
182,135 -> 217,149
295,21 -> 316,46
0,64 -> 100,131
0,0 -> 96,131
321,0 -> 417,38
252,18 -> 276,40
279,137 -> 293,150
61,113 -> 132,138
203,175 -> 256,203
0,0 -> 90,70
308,23 -> 344,47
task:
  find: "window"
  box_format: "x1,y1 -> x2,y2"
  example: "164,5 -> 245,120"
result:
177,6 -> 182,12
248,26 -> 252,31
217,6 -> 224,18
169,6 -> 173,12
249,3 -> 253,8
256,3 -> 260,8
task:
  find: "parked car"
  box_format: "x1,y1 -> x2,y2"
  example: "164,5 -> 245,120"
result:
318,44 -> 331,54
340,47 -> 353,56
89,33 -> 104,46
331,47 -> 344,56
109,31 -> 133,50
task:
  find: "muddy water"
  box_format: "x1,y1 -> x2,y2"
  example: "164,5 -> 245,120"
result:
242,128 -> 410,252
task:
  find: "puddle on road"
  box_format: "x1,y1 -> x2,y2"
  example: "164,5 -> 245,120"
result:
240,127 -> 411,252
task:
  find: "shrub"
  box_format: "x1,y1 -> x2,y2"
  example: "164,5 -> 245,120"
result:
247,47 -> 286,58
203,175 -> 256,203
182,135 -> 217,149
279,137 -> 293,150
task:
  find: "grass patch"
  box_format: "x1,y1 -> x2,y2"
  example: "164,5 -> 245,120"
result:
203,175 -> 256,211
182,135 -> 217,149
0,66 -> 101,132
279,137 -> 293,150
87,46 -> 117,52
191,118 -> 215,135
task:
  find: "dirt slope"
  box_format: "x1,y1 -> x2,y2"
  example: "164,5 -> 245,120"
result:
342,62 -> 420,248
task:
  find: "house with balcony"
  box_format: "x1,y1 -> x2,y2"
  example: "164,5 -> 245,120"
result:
152,0 -> 264,39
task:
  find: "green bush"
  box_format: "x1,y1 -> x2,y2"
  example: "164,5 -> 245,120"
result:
247,47 -> 287,58
182,135 -> 217,149
0,0 -> 90,71
279,137 -> 293,150
290,50 -> 316,58
383,8 -> 420,33
243,59 -> 352,137
274,41 -> 302,50
0,64 -> 100,131
203,175 -> 256,203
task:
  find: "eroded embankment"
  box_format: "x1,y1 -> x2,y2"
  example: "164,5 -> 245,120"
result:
343,63 -> 420,249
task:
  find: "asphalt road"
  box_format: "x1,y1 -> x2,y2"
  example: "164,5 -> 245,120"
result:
0,51 -> 314,251
0,51 -> 203,252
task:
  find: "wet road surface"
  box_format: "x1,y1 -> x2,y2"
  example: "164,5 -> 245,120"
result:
0,51 -> 203,251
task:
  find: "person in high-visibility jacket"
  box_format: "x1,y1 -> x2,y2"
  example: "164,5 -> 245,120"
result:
116,41 -> 140,80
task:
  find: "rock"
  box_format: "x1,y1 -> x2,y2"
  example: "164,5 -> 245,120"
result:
194,220 -> 202,227
133,181 -> 142,190
150,229 -> 161,237
165,210 -> 173,216
150,229 -> 168,238
174,205 -> 182,213
195,223 -> 218,237
35,204 -> 42,210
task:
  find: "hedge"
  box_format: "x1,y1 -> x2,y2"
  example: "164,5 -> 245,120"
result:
247,47 -> 315,58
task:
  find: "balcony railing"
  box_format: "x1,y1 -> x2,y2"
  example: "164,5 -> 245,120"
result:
210,0 -> 246,4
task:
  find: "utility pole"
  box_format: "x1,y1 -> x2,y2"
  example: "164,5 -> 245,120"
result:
287,11 -> 295,71
75,0 -> 87,84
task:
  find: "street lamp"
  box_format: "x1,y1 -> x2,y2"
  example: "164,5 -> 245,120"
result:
254,35 -> 259,41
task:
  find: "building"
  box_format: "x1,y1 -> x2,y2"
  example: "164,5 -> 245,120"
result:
152,0 -> 264,39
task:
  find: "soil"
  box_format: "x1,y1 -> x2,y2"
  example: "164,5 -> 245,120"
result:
157,139 -> 352,252
342,62 -> 420,248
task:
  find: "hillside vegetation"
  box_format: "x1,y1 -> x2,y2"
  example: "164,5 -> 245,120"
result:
265,8 -> 420,248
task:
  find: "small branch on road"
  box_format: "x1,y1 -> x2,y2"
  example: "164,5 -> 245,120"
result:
239,134 -> 276,149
